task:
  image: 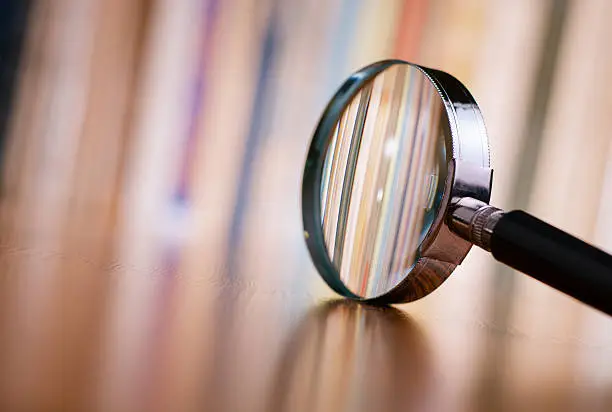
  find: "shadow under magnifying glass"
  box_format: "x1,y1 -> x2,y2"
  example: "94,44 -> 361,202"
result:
268,300 -> 432,412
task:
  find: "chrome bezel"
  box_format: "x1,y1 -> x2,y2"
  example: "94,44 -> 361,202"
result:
301,60 -> 492,303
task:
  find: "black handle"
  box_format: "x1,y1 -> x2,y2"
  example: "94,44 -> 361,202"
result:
490,210 -> 612,315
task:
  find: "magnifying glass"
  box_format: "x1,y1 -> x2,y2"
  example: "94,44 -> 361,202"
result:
302,60 -> 612,315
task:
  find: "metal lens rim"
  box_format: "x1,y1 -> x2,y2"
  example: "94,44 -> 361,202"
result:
301,60 -> 445,300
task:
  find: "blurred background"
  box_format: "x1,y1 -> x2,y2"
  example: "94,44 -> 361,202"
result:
0,0 -> 611,411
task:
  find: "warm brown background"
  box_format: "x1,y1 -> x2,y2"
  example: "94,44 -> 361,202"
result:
0,0 -> 611,411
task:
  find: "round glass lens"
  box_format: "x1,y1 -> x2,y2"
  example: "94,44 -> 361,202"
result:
319,63 -> 448,298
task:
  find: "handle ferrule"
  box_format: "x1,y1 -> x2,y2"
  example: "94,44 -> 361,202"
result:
448,198 -> 504,251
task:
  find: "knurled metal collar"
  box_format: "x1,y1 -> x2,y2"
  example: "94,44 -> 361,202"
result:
471,207 -> 504,251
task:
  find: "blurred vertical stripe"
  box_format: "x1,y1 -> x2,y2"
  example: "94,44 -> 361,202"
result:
393,0 -> 428,61
0,0 -> 32,174
225,0 -> 279,274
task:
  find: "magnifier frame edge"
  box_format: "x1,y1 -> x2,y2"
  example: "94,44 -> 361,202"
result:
302,60 -> 492,303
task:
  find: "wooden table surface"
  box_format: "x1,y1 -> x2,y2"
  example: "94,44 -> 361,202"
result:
0,189 -> 610,412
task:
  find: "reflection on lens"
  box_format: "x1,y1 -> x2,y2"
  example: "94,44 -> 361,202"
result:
320,64 -> 447,298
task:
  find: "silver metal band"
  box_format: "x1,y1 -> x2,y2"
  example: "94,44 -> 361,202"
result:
448,197 -> 504,252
